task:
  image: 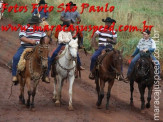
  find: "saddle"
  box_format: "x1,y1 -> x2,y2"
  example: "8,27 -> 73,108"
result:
51,45 -> 66,77
17,48 -> 33,72
95,48 -> 112,70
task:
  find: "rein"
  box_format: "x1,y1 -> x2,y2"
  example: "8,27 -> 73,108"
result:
57,41 -> 77,78
29,45 -> 49,80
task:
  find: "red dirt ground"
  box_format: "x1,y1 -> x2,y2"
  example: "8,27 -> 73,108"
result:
0,18 -> 162,122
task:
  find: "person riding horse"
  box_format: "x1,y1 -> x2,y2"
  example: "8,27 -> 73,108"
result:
126,29 -> 160,80
32,0 -> 49,21
89,17 -> 125,80
60,1 -> 85,70
49,21 -> 83,76
12,16 -> 50,84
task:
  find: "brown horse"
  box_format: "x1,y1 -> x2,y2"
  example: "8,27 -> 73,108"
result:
95,48 -> 123,109
17,38 -> 49,110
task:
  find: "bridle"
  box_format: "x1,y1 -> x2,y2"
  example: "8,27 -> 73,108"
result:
57,40 -> 78,78
29,44 -> 49,80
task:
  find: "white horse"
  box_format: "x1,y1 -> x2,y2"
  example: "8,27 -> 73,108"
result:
0,0 -> 3,20
53,38 -> 78,111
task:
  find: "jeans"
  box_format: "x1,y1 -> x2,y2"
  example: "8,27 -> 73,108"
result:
48,44 -> 82,74
90,46 -> 107,71
12,46 -> 26,76
12,46 -> 50,76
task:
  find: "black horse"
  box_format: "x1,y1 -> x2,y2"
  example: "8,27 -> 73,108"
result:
129,52 -> 154,110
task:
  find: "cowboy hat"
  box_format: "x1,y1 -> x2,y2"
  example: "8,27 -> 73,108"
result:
39,0 -> 47,5
102,17 -> 116,23
28,16 -> 42,24
61,21 -> 71,27
142,29 -> 151,35
66,1 -> 76,6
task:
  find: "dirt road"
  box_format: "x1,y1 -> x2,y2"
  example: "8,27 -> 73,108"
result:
0,18 -> 162,122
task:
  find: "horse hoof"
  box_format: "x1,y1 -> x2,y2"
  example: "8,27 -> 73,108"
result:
146,103 -> 150,108
130,102 -> 134,107
52,97 -> 57,103
68,106 -> 74,111
30,107 -> 36,112
106,106 -> 109,110
55,101 -> 61,107
141,109 -> 145,114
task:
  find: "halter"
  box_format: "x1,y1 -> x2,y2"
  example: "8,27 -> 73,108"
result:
29,44 -> 49,80
57,40 -> 78,78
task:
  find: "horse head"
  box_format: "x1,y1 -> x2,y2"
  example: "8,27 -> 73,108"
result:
35,37 -> 49,69
111,48 -> 123,76
136,57 -> 151,78
68,38 -> 78,61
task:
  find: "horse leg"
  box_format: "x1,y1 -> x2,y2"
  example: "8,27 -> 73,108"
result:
106,80 -> 114,110
30,80 -> 39,110
96,79 -> 105,107
55,76 -> 62,106
130,80 -> 134,106
26,77 -> 32,108
19,77 -> 25,104
53,77 -> 57,102
68,75 -> 75,111
138,84 -> 145,110
146,86 -> 153,108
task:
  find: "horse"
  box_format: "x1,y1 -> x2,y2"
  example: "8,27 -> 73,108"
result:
129,52 -> 154,110
95,48 -> 124,110
52,38 -> 78,111
17,38 -> 49,110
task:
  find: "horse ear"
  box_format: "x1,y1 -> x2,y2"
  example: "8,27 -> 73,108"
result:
121,48 -> 124,54
40,37 -> 45,45
113,48 -> 116,53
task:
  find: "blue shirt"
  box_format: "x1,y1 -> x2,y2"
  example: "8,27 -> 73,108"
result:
32,8 -> 49,19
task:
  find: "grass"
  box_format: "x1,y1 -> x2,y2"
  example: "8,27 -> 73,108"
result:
3,0 -> 163,72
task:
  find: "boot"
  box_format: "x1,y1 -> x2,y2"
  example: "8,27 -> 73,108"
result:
12,76 -> 18,85
89,72 -> 95,80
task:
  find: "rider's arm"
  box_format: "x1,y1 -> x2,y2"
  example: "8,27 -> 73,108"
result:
76,11 -> 81,24
19,29 -> 36,45
20,36 -> 36,45
107,38 -> 117,45
60,11 -> 71,22
32,8 -> 38,16
131,47 -> 139,57
148,39 -> 156,53
44,11 -> 49,19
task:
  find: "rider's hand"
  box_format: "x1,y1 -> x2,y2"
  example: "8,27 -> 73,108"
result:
30,40 -> 36,45
42,17 -> 45,21
143,49 -> 148,52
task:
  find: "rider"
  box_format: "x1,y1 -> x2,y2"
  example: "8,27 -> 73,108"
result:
60,1 -> 85,70
32,0 -> 49,21
126,29 -> 160,79
89,17 -> 117,80
12,16 -> 50,84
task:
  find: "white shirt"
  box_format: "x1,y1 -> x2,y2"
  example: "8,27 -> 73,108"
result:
58,31 -> 72,44
137,38 -> 156,51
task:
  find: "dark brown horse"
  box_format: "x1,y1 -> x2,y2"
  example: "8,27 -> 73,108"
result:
95,48 -> 123,109
17,38 -> 49,110
129,52 -> 154,110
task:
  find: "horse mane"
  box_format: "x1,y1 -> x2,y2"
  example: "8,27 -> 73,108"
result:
69,38 -> 78,48
58,45 -> 68,59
